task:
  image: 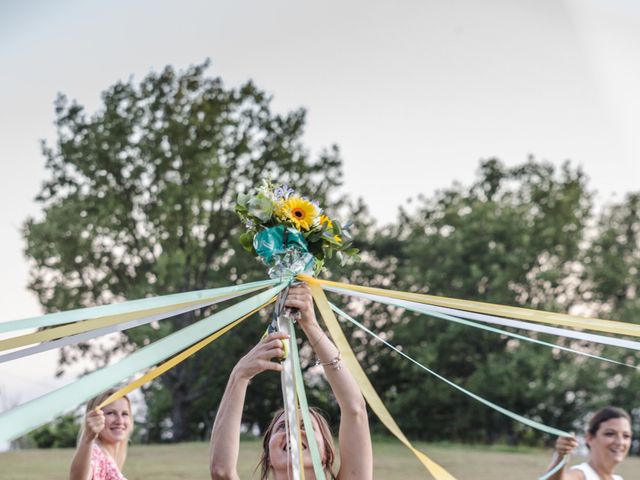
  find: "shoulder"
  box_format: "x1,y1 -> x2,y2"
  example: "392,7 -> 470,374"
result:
567,463 -> 590,480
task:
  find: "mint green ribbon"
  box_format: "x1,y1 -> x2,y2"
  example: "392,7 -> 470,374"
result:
324,286 -> 638,370
329,302 -> 570,438
0,279 -> 278,334
539,456 -> 568,480
0,283 -> 286,443
288,317 -> 325,477
1,295 -> 237,363
330,302 -> 571,480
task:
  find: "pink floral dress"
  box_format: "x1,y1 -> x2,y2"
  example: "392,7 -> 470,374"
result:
91,443 -> 127,480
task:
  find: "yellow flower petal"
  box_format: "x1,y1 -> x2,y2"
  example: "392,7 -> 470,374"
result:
282,196 -> 318,230
320,214 -> 333,229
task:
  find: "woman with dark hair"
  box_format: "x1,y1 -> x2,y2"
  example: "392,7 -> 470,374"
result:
209,283 -> 373,480
70,389 -> 133,480
544,406 -> 632,480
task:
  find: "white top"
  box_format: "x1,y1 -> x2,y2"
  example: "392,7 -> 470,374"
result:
570,462 -> 623,480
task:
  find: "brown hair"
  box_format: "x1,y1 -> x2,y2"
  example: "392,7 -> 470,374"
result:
79,388 -> 133,469
257,407 -> 336,480
587,406 -> 631,436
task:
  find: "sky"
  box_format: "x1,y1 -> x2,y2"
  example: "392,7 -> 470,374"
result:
0,0 -> 639,427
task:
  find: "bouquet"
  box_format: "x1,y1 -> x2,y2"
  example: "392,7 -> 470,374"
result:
235,181 -> 359,277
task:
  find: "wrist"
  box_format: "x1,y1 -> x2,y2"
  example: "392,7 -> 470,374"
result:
80,431 -> 96,444
230,366 -> 253,383
309,330 -> 327,349
301,319 -> 322,336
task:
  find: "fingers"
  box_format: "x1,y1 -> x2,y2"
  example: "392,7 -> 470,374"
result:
555,433 -> 578,455
85,409 -> 105,437
290,283 -> 311,294
236,333 -> 289,379
285,284 -> 312,303
261,359 -> 284,372
284,284 -> 314,318
263,345 -> 286,359
262,332 -> 290,342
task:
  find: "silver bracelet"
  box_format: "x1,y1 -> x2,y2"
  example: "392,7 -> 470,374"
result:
315,352 -> 342,370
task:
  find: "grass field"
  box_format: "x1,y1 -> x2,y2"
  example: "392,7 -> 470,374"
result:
2,439 -> 638,479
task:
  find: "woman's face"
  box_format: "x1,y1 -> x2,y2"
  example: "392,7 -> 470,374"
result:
98,398 -> 132,445
587,417 -> 632,466
267,413 -> 326,472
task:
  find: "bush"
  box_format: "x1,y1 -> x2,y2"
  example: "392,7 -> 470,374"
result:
26,413 -> 79,448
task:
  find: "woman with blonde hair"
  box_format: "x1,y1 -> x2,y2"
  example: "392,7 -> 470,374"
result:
209,283 -> 373,480
70,389 -> 133,480
544,406 -> 632,480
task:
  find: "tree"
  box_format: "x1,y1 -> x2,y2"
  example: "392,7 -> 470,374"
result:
586,192 -> 640,322
584,192 -> 640,449
24,61 -> 345,441
358,158 -> 612,442
26,413 -> 80,448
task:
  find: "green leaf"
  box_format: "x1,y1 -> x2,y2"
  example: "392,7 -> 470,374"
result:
239,231 -> 255,252
247,193 -> 273,222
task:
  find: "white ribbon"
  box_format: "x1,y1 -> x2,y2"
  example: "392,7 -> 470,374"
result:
323,285 -> 640,352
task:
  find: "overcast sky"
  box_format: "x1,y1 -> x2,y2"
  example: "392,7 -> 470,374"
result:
1,0 -> 639,419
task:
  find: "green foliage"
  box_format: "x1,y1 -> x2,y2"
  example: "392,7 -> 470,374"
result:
353,158 -> 639,444
23,59 -> 640,446
24,60 -> 344,441
25,413 -> 79,448
234,181 -> 358,274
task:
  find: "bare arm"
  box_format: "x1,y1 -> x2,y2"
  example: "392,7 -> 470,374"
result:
69,409 -> 104,480
209,332 -> 287,480
285,283 -> 373,480
544,434 -> 581,480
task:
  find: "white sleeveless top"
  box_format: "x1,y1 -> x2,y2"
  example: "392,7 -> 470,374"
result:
570,462 -> 623,480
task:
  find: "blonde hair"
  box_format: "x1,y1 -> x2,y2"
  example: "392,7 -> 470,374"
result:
79,388 -> 133,469
257,407 -> 336,480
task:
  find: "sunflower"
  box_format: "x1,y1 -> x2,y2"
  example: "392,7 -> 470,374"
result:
282,196 -> 318,230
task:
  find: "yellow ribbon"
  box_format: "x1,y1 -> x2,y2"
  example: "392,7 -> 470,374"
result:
300,275 -> 640,338
97,297 -> 276,409
0,287 -> 263,352
309,283 -> 457,480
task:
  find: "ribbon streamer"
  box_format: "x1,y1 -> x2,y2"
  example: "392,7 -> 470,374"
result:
0,284 -> 265,353
539,456 -> 569,480
322,285 -> 640,369
0,279 -> 279,334
398,297 -> 640,352
309,283 -> 458,480
288,316 -> 325,478
0,286 -> 267,363
0,283 -> 287,443
330,303 -> 569,437
279,314 -> 303,480
330,302 -> 570,480
300,275 -> 640,338
0,300 -> 214,363
97,297 -> 276,408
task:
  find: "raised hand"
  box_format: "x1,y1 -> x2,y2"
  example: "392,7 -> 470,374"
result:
83,408 -> 105,440
555,434 -> 579,455
283,283 -> 316,326
232,332 -> 289,380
